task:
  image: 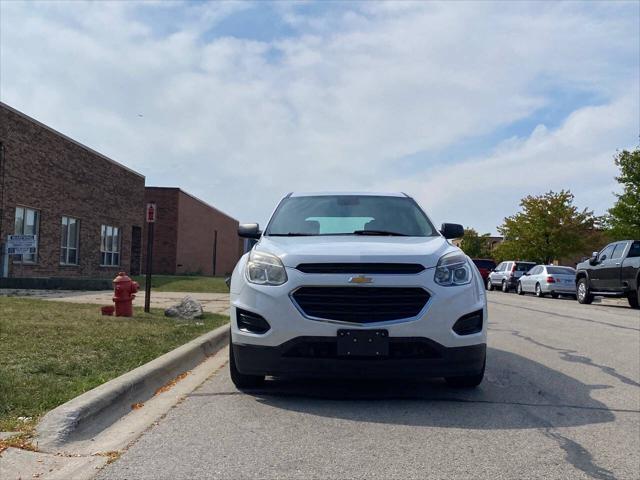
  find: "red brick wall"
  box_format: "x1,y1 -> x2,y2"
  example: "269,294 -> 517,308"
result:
176,190 -> 240,276
141,188 -> 241,276
0,103 -> 145,279
142,188 -> 179,274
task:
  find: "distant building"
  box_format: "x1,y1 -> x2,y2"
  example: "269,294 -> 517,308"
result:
0,102 -> 145,285
451,235 -> 503,254
142,187 -> 243,276
486,236 -> 504,251
0,103 -> 243,286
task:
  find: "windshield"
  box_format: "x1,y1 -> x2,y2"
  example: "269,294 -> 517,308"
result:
265,195 -> 437,237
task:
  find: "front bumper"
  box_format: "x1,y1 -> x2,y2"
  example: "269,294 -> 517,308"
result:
229,254 -> 488,379
231,262 -> 487,348
233,338 -> 486,379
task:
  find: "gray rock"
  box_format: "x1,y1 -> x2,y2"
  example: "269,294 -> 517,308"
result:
164,296 -> 204,320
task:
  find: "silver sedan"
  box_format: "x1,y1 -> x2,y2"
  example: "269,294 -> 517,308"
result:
517,265 -> 576,298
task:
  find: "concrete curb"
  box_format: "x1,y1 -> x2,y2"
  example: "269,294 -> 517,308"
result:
36,324 -> 229,452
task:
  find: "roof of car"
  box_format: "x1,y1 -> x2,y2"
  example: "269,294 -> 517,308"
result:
289,192 -> 408,198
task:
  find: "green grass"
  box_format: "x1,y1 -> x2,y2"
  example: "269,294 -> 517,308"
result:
0,297 -> 228,432
132,275 -> 229,293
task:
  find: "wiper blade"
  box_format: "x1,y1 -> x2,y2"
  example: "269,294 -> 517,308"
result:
268,233 -> 317,236
352,230 -> 408,236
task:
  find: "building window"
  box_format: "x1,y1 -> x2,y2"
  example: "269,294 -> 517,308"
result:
60,216 -> 79,265
14,206 -> 39,263
100,225 -> 120,266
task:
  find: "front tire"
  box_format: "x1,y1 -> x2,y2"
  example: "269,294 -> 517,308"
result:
445,359 -> 485,388
517,282 -> 525,295
229,339 -> 265,389
486,278 -> 494,291
577,278 -> 593,304
629,287 -> 640,309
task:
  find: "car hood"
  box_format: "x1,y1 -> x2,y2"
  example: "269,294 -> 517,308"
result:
576,260 -> 590,270
255,235 -> 456,269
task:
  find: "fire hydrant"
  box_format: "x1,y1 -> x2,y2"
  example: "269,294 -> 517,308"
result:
113,272 -> 139,317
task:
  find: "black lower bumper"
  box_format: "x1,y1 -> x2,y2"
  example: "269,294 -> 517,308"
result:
233,336 -> 486,379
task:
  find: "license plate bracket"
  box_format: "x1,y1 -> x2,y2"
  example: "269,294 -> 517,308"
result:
337,329 -> 389,357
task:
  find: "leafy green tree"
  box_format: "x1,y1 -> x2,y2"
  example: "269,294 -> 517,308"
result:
493,190 -> 599,264
459,228 -> 492,258
606,148 -> 640,240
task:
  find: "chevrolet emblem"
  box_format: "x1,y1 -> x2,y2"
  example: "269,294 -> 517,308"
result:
348,275 -> 373,284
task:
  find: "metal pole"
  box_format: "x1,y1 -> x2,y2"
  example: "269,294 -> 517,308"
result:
144,221 -> 154,313
212,230 -> 218,276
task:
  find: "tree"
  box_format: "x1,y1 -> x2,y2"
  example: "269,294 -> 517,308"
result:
606,148 -> 640,240
459,228 -> 492,258
493,190 -> 599,264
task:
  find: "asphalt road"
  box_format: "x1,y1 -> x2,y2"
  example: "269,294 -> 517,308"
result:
99,292 -> 640,480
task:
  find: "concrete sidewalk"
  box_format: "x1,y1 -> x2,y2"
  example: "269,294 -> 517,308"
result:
0,289 -> 230,315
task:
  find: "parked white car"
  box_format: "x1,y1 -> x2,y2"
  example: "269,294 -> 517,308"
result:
486,260 -> 537,292
229,192 -> 487,389
516,265 -> 577,298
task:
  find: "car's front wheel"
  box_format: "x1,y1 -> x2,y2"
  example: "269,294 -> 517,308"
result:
229,337 -> 265,389
445,359 -> 485,388
629,287 -> 639,309
577,278 -> 593,304
517,282 -> 525,295
486,278 -> 494,291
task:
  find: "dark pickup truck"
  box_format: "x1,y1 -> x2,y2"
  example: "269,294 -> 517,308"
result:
576,240 -> 640,309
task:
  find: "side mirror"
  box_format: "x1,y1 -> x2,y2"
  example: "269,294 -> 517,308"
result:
238,223 -> 261,239
589,252 -> 598,265
441,223 -> 464,240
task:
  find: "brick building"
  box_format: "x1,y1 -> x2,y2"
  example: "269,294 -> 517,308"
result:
0,102 -> 145,284
143,187 -> 242,276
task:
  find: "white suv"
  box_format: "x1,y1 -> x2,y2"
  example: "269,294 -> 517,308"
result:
229,193 -> 487,388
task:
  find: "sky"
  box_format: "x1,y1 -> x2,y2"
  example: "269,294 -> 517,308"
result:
1,0 -> 638,234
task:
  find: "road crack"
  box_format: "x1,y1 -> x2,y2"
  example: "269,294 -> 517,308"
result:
489,300 -> 639,332
542,429 -> 616,480
492,327 -> 640,388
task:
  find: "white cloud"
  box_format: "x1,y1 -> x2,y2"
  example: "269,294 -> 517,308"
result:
1,1 -> 638,233
380,93 -> 638,232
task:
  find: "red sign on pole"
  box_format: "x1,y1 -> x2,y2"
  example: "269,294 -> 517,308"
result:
144,202 -> 156,312
146,203 -> 156,223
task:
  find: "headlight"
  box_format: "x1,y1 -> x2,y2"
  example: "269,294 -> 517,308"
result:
245,250 -> 287,286
434,252 -> 472,286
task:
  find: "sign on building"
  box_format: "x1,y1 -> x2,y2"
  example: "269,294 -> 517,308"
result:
146,203 -> 157,223
7,234 -> 37,254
